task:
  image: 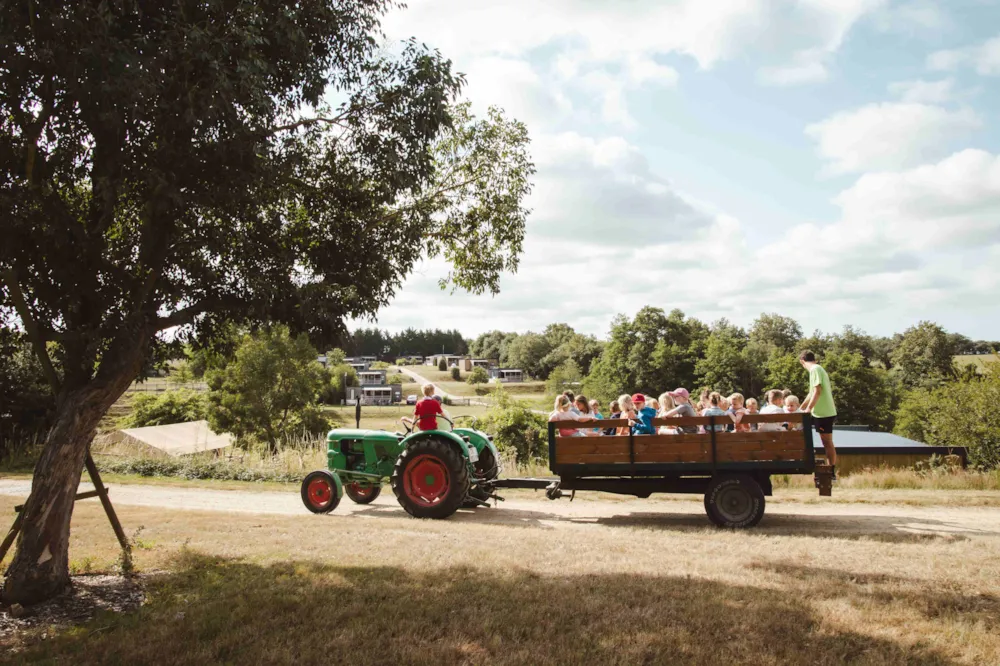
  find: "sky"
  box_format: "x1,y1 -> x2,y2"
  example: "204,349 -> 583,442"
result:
350,0 -> 1000,341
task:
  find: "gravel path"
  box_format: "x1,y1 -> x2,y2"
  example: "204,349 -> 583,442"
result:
3,479 -> 999,539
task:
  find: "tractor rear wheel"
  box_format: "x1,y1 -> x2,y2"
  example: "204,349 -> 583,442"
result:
345,482 -> 382,504
391,438 -> 469,519
301,470 -> 341,514
704,474 -> 765,528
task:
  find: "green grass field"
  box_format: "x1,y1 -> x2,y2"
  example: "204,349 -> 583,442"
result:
953,353 -> 998,372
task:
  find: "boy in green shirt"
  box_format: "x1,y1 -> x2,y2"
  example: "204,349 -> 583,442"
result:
798,350 -> 838,477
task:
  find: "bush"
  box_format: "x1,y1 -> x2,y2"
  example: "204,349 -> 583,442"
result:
370,361 -> 390,370
894,363 -> 1000,469
450,367 -> 461,381
388,373 -> 404,385
438,358 -> 447,371
121,390 -> 208,428
320,364 -> 358,404
474,387 -> 548,463
467,366 -> 489,384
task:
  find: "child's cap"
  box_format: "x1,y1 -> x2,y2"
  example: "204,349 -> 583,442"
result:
631,393 -> 645,403
668,388 -> 690,399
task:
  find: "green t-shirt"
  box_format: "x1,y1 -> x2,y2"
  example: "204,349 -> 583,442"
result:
808,364 -> 837,418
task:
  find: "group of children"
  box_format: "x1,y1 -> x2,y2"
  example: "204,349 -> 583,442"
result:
549,387 -> 806,437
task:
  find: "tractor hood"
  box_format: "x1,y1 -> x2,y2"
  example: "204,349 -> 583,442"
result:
326,428 -> 401,442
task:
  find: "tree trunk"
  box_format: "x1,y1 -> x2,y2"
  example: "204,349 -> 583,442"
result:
1,382 -> 125,605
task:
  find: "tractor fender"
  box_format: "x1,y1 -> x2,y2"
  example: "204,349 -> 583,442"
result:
403,430 -> 477,463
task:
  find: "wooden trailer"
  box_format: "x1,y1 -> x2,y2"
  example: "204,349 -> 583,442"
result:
540,413 -> 833,527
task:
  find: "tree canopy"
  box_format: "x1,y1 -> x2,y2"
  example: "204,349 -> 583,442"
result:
0,0 -> 533,604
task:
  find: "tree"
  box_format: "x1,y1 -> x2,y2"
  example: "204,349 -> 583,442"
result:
546,360 -> 583,397
466,366 -> 489,384
891,321 -> 957,389
0,329 -> 54,449
206,327 -> 329,451
764,351 -> 808,400
0,1 -> 533,603
438,358 -> 448,371
450,367 -> 461,381
822,351 -> 895,431
321,363 -> 358,405
505,333 -> 552,378
468,330 -> 516,362
749,313 -> 802,353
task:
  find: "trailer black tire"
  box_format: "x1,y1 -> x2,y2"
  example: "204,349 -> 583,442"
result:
345,482 -> 382,504
391,438 -> 470,519
301,470 -> 341,514
704,474 -> 765,528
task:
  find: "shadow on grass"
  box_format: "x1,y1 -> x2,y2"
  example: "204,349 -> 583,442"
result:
7,551 -> 960,665
749,562 -> 1000,632
349,502 -> 987,544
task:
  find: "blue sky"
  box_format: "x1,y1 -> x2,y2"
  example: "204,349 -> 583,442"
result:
354,0 -> 1000,340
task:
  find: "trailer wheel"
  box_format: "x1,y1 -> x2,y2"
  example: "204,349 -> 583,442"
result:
391,438 -> 469,519
345,482 -> 382,504
704,474 -> 765,528
301,470 -> 341,514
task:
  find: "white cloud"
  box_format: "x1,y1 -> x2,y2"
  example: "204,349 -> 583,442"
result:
460,57 -> 572,125
887,78 -> 955,103
757,49 -> 829,86
805,102 -> 981,174
928,34 -> 1000,75
872,0 -> 951,34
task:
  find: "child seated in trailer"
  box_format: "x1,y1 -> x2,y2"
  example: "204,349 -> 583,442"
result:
758,389 -> 785,432
549,394 -> 598,437
662,388 -> 699,434
783,394 -> 802,430
701,392 -> 728,432
630,394 -> 657,435
604,400 -> 621,436
615,394 -> 639,435
727,393 -> 750,432
745,397 -> 760,431
657,392 -> 677,434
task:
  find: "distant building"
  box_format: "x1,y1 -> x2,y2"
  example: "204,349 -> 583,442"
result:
359,355 -> 378,363
344,357 -> 370,373
489,368 -> 524,383
429,354 -> 467,368
463,358 -> 496,372
357,369 -> 386,386
346,385 -> 402,406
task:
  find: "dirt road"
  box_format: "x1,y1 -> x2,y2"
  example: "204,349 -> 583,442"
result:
2,478 -> 998,540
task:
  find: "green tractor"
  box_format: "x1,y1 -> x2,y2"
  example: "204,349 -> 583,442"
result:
300,414 -> 501,519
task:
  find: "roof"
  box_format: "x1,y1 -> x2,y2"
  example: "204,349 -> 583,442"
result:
824,430 -> 928,449
118,420 -> 232,457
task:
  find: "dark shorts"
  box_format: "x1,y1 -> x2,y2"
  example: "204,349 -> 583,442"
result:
814,416 -> 836,435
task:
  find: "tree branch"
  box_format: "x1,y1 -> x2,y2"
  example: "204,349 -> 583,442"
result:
1,268 -> 62,393
154,301 -> 214,331
269,113 -> 350,134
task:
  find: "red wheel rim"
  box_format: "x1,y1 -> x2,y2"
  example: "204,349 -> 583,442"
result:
403,454 -> 450,507
307,477 -> 333,508
349,483 -> 374,497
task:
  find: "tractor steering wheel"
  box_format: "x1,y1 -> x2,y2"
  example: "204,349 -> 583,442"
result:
400,417 -> 414,434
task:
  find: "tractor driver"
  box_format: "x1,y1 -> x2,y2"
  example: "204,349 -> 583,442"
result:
413,383 -> 447,431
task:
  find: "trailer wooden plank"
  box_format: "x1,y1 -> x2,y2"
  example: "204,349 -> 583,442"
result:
554,438 -> 631,455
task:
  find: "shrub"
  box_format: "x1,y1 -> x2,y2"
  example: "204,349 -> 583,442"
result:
388,373 -> 405,385
467,366 -> 489,384
438,358 -> 447,371
450,367 -> 461,381
320,364 -> 358,404
370,361 -> 390,370
121,390 -> 208,428
474,387 -> 548,463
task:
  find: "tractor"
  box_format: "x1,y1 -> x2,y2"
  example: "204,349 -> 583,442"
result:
300,414 -> 501,519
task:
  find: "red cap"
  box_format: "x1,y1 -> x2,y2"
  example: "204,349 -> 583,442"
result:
631,393 -> 645,403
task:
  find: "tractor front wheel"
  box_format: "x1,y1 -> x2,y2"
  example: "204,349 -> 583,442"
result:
301,470 -> 341,514
345,482 -> 382,504
391,438 -> 469,519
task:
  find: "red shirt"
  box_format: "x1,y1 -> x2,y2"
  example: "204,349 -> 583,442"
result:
414,398 -> 443,431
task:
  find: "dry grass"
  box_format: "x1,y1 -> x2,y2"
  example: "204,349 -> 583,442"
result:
774,466 -> 1000,491
2,493 -> 1000,664
953,353 -> 998,372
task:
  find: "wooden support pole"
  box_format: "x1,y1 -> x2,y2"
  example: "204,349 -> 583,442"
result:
84,452 -> 132,566
0,511 -> 25,568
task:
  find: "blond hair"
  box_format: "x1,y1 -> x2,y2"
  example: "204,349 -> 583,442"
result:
422,383 -> 435,397
785,394 -> 800,409
617,393 -> 635,414
649,398 -> 660,411
658,392 -> 676,413
553,394 -> 571,412
729,393 -> 744,407
746,397 -> 759,410
767,389 -> 783,405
